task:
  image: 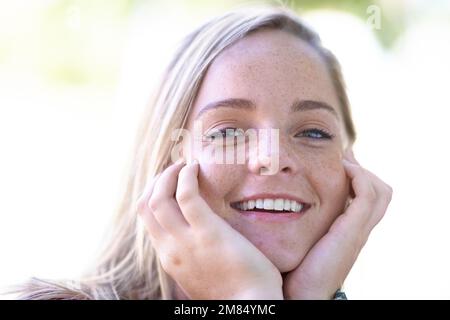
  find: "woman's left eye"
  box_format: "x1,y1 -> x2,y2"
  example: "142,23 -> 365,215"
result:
296,128 -> 334,140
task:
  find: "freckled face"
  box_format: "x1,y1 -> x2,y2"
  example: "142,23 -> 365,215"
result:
184,29 -> 350,272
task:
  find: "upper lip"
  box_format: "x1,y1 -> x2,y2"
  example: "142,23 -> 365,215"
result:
231,193 -> 310,206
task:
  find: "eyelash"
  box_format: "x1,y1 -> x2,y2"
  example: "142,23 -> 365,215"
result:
203,127 -> 244,142
295,128 -> 335,140
204,127 -> 334,141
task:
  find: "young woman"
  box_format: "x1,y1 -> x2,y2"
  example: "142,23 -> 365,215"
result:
7,5 -> 392,300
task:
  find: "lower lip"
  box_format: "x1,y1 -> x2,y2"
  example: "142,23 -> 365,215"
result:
233,207 -> 309,222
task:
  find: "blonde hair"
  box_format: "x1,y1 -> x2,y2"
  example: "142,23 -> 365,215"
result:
3,4 -> 355,300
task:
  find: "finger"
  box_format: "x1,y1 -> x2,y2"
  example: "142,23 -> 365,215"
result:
360,169 -> 393,228
333,160 -> 376,236
136,172 -> 162,212
139,203 -> 164,246
343,149 -> 392,217
361,169 -> 393,204
176,160 -> 215,227
343,149 -> 367,199
342,159 -> 376,207
136,173 -> 165,241
149,160 -> 190,234
341,160 -> 391,235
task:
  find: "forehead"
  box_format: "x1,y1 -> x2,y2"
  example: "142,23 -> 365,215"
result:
191,29 -> 341,118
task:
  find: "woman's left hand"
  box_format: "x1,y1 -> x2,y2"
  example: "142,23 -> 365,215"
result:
283,149 -> 393,299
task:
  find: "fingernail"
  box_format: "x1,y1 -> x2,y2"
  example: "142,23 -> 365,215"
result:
192,159 -> 199,165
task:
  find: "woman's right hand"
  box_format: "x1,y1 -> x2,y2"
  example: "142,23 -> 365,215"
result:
136,159 -> 283,300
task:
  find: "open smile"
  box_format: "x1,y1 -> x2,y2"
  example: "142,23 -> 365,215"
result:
230,193 -> 311,221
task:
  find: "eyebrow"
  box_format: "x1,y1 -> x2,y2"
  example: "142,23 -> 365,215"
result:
195,98 -> 338,119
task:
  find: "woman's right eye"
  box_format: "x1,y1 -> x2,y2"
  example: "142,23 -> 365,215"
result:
203,127 -> 245,143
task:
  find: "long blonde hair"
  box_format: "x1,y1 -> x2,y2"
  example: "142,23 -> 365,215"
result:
4,4 -> 355,300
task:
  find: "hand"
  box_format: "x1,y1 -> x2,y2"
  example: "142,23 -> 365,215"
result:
137,159 -> 283,300
283,149 -> 393,299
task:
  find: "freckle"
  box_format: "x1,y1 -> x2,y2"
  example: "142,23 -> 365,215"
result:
172,256 -> 182,266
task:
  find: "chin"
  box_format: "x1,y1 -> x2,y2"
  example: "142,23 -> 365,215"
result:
257,244 -> 307,273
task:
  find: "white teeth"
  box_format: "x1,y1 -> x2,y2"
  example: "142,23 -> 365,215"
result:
263,199 -> 274,210
234,198 -> 305,213
274,199 -> 284,211
290,200 -> 296,210
293,202 -> 302,212
284,200 -> 291,211
255,199 -> 264,209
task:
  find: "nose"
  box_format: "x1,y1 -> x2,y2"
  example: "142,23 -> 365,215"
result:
247,129 -> 298,176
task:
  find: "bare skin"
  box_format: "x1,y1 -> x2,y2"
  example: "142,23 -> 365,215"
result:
136,29 -> 392,299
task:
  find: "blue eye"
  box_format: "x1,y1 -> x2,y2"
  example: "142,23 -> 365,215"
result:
297,128 -> 334,140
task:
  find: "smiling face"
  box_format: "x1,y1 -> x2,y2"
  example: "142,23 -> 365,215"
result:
184,29 -> 350,272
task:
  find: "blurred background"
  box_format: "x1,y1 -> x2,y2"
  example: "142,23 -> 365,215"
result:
1,0 -> 449,299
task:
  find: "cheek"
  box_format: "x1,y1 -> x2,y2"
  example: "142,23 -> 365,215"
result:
307,151 -> 349,220
184,134 -> 244,215
196,162 -> 243,216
